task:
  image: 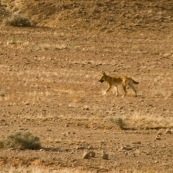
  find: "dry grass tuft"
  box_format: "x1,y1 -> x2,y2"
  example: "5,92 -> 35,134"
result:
3,14 -> 31,27
110,117 -> 126,129
0,131 -> 41,150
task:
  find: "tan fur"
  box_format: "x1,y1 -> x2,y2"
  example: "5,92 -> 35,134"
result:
99,71 -> 139,97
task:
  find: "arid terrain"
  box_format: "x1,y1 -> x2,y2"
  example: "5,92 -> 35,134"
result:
0,0 -> 173,172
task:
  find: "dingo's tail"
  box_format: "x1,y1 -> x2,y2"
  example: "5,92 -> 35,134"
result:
132,79 -> 139,84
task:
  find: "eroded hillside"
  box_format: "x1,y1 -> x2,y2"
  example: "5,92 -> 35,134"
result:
1,0 -> 173,32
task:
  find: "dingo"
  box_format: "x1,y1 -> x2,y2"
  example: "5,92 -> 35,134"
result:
99,71 -> 139,97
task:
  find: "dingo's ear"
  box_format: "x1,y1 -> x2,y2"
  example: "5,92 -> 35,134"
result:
102,71 -> 106,76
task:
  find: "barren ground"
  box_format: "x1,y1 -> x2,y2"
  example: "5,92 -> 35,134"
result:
0,0 -> 173,172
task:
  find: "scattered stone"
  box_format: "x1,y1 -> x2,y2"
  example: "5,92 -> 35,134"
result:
66,131 -> 71,135
162,52 -> 171,58
102,152 -> 109,160
145,151 -> 151,155
133,149 -> 141,156
65,123 -> 69,127
88,145 -> 94,149
155,136 -> 161,140
18,127 -> 25,130
157,129 -> 164,136
165,129 -> 172,134
83,107 -> 89,110
157,131 -> 162,136
83,151 -> 96,159
25,102 -> 30,105
61,133 -> 66,137
121,145 -> 133,150
131,141 -> 141,145
76,145 -> 85,150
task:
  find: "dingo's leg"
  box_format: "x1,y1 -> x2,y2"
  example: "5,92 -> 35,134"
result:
129,83 -> 137,97
122,84 -> 127,97
115,86 -> 119,96
103,85 -> 111,95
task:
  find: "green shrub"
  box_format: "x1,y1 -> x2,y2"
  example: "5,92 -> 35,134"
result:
3,14 -> 31,27
2,131 -> 41,150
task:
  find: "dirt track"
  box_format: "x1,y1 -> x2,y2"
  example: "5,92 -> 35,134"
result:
0,0 -> 173,172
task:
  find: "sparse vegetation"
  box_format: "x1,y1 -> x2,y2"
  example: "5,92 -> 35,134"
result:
0,93 -> 5,97
0,0 -> 172,171
0,167 -> 159,173
0,132 -> 41,150
110,117 -> 126,129
3,14 -> 31,27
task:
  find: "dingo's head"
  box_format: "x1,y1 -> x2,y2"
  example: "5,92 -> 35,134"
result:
99,71 -> 106,83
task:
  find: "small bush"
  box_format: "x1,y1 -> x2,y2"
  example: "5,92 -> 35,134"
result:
1,131 -> 41,150
3,14 -> 31,27
110,117 -> 126,129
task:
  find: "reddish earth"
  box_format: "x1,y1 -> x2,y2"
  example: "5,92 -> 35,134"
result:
0,0 -> 173,172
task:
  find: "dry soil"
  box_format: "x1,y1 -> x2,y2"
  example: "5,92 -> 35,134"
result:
0,0 -> 173,172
